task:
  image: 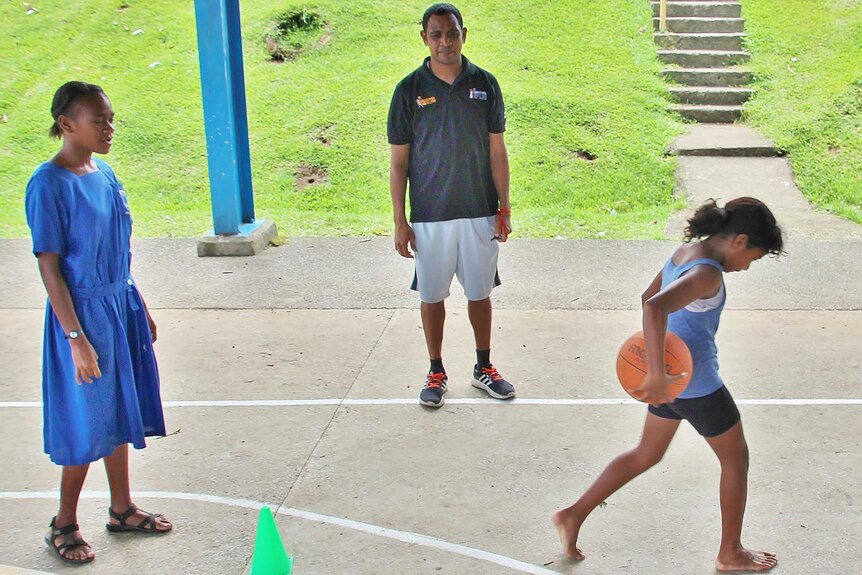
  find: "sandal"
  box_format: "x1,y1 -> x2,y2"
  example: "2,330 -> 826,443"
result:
106,504 -> 172,534
45,517 -> 95,564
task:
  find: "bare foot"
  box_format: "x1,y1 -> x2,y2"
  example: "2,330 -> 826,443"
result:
715,547 -> 778,572
551,509 -> 586,560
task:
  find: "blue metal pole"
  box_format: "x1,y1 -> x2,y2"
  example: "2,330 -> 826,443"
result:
224,0 -> 255,223
193,0 -> 255,235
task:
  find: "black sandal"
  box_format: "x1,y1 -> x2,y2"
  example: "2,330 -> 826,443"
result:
45,517 -> 94,564
106,504 -> 172,534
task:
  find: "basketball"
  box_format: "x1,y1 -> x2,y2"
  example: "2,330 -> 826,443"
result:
616,330 -> 692,402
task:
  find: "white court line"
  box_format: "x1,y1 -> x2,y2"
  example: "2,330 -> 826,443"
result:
0,490 -> 558,575
2,398 -> 862,408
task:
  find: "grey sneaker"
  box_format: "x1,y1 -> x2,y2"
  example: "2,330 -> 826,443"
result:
419,371 -> 448,407
471,364 -> 515,399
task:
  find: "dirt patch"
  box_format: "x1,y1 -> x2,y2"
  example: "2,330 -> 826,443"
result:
295,164 -> 328,190
571,149 -> 598,162
264,9 -> 327,62
310,124 -> 334,146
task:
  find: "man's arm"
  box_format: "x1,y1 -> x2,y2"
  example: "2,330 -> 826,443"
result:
489,132 -> 511,240
390,143 -> 415,258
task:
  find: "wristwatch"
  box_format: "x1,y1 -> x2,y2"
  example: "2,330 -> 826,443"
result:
66,330 -> 81,340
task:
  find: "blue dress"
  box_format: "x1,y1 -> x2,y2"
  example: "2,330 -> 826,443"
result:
25,158 -> 165,466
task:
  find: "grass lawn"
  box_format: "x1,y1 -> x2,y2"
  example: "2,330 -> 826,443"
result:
0,0 -> 684,239
4,2 -> 859,239
742,0 -> 862,223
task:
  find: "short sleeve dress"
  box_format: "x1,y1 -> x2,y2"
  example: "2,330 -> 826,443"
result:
25,158 -> 166,466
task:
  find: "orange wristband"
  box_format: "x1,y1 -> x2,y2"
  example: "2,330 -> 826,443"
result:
497,208 -> 511,240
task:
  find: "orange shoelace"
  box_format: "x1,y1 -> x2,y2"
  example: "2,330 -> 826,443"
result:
426,372 -> 447,388
480,366 -> 503,381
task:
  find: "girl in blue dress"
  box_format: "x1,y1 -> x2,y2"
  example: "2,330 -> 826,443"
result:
25,81 -> 172,564
553,198 -> 783,572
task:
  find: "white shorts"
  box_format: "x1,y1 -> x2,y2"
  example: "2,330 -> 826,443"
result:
411,216 -> 500,303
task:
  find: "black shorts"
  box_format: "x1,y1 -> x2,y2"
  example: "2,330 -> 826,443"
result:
648,385 -> 740,437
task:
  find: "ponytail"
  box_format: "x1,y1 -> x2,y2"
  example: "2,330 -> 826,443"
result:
684,199 -> 725,239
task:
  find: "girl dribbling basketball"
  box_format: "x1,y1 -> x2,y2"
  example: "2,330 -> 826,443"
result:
553,197 -> 783,572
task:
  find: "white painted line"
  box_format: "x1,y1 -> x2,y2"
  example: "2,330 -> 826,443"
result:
1,402 -> 42,408
735,399 -> 862,405
3,398 -> 862,409
0,566 -> 56,575
0,491 -> 558,575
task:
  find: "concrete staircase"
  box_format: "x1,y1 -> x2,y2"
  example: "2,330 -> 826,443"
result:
652,1 -> 753,123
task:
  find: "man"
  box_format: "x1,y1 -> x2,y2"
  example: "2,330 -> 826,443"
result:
388,3 -> 514,408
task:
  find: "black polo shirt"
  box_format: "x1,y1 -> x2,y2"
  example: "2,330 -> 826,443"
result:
388,56 -> 506,223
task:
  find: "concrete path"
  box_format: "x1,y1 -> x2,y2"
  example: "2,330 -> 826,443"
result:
666,124 -> 862,241
1,126 -> 861,574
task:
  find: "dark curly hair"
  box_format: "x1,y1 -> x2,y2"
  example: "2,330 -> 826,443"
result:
684,197 -> 784,255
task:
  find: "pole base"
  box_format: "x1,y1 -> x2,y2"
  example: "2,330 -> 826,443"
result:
196,220 -> 278,257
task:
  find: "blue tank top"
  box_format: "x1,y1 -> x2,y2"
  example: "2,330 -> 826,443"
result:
662,256 -> 725,399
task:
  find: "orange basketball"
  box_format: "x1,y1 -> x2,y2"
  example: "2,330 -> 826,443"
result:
616,330 -> 692,402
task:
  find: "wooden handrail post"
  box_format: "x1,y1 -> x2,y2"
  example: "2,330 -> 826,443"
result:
659,0 -> 668,32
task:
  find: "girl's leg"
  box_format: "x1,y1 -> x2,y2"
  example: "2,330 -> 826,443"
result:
705,421 -> 777,572
552,412 -> 681,559
104,444 -> 172,531
52,464 -> 95,561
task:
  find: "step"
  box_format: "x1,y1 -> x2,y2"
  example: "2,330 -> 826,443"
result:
669,104 -> 743,123
657,49 -> 749,67
661,67 -> 753,86
653,17 -> 745,33
668,86 -> 754,105
666,124 -> 778,157
650,1 -> 741,18
654,32 -> 745,51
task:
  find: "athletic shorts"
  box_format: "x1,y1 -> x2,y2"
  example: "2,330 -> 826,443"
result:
648,385 -> 740,437
411,216 -> 500,303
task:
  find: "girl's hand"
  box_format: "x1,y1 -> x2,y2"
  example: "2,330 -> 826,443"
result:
147,311 -> 158,343
633,372 -> 684,406
70,336 -> 101,384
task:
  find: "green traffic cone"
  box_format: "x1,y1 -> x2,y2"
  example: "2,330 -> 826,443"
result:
250,507 -> 293,575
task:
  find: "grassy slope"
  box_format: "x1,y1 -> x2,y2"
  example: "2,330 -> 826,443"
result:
0,1 -> 209,236
742,0 -> 862,223
3,1 -> 683,238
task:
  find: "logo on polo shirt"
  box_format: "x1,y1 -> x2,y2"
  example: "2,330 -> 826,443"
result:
416,96 -> 437,108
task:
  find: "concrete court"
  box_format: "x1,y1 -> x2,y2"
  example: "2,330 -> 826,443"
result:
1,121 -> 862,575
1,217 -> 861,575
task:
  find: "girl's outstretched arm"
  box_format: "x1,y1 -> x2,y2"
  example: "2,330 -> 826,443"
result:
36,253 -> 102,384
638,265 -> 722,404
